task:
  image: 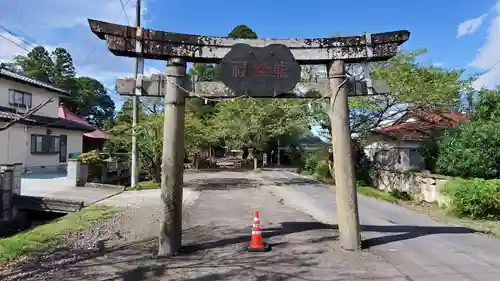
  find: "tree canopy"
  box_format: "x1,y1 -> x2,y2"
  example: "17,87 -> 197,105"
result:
7,46 -> 115,128
309,48 -> 472,141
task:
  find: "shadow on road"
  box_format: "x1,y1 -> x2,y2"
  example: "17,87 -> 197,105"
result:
360,224 -> 476,249
186,178 -> 262,191
181,221 -> 335,254
0,220 -> 476,281
1,222 -> 335,281
263,176 -> 326,187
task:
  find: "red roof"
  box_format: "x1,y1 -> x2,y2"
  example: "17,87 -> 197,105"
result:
57,107 -> 108,139
375,111 -> 466,141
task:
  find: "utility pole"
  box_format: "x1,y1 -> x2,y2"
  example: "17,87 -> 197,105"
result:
328,60 -> 361,251
131,0 -> 144,188
158,57 -> 187,257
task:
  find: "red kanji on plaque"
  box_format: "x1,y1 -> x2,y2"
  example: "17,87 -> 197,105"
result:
253,62 -> 268,77
273,61 -> 288,78
232,61 -> 247,78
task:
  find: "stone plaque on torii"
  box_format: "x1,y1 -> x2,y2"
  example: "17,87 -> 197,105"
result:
87,19 -> 410,256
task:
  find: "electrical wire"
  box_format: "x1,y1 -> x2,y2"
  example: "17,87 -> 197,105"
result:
0,32 -> 30,52
0,21 -> 36,49
80,0 -> 132,67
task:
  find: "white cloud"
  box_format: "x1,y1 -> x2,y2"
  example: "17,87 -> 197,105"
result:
457,14 -> 488,37
469,2 -> 500,89
0,0 -> 155,107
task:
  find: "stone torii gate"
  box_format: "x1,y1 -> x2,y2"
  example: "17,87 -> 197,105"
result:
87,19 -> 410,256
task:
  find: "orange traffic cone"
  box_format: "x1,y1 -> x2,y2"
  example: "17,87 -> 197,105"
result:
247,210 -> 271,252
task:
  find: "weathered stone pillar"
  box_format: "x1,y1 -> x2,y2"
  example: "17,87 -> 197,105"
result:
328,60 -> 361,251
159,57 -> 186,257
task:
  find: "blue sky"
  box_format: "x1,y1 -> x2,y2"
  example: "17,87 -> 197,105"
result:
1,0 -> 499,110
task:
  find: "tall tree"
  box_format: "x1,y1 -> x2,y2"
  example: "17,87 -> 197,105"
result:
309,49 -> 471,141
7,46 -> 116,128
73,77 -> 115,128
470,87 -> 500,122
209,99 -> 310,150
52,47 -> 76,91
228,25 -> 258,39
11,46 -> 54,83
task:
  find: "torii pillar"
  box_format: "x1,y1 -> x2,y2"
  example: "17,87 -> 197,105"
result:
87,18 -> 410,254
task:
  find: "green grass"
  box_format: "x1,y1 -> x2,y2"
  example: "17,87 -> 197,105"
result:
0,205 -> 119,262
126,180 -> 160,191
357,186 -> 400,204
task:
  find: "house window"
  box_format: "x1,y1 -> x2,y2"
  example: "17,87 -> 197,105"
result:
409,148 -> 422,168
31,135 -> 60,154
9,89 -> 32,108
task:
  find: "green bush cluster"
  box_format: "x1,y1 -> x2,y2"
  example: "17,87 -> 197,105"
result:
442,179 -> 500,219
426,121 -> 500,179
298,141 -> 373,185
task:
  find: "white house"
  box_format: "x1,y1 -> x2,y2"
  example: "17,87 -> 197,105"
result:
364,110 -> 466,172
0,65 -> 94,173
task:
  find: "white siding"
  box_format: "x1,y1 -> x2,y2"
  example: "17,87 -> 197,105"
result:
0,78 -> 61,118
0,123 -> 83,168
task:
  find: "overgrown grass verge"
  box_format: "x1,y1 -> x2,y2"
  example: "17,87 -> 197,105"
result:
357,186 -> 400,204
0,204 -> 120,263
126,180 -> 160,191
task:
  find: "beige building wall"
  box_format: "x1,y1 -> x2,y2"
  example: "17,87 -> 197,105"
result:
0,78 -> 61,118
0,123 -> 83,168
0,77 -> 84,169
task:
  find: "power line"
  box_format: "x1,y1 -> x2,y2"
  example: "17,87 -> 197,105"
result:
0,32 -> 30,52
80,0 -> 132,67
119,0 -> 131,25
0,16 -> 38,47
482,58 -> 500,75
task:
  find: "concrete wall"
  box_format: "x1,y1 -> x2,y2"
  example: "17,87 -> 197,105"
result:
0,78 -> 61,118
0,122 -> 83,171
364,139 -> 425,172
373,169 -> 452,206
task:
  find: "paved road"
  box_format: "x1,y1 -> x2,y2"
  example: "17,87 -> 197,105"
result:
261,170 -> 500,281
5,171 -> 412,281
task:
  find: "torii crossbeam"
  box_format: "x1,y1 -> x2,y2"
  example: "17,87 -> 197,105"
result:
87,18 -> 410,256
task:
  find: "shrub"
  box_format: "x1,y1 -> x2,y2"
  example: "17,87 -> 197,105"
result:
442,179 -> 500,219
79,150 -> 105,178
432,120 -> 500,179
313,160 -> 331,181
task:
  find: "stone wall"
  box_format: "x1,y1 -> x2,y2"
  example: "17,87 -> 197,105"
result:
0,163 -> 22,233
373,168 -> 452,206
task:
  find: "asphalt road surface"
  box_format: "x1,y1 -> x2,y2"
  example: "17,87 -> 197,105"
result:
261,169 -> 500,281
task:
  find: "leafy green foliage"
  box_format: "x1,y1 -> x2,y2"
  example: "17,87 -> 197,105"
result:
443,179 -> 500,219
313,160 -> 331,181
7,46 -> 115,128
228,25 -> 258,39
310,49 -> 470,139
209,99 -> 310,150
79,150 -> 105,177
470,87 -> 500,122
371,49 -> 466,109
433,121 -> 500,179
11,46 -> 54,83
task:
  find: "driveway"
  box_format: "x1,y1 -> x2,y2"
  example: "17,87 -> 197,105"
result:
260,169 -> 500,281
21,172 -> 74,196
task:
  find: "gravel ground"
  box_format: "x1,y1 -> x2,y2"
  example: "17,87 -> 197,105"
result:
0,177 -> 200,281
